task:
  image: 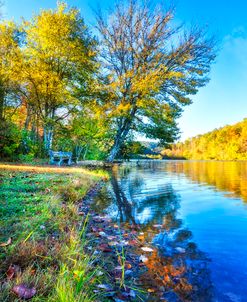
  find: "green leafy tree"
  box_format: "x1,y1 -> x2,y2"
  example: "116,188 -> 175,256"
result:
69,110 -> 109,161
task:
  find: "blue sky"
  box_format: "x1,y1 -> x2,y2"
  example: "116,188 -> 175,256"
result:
3,0 -> 247,141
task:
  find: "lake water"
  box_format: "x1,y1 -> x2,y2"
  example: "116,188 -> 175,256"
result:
93,160 -> 247,302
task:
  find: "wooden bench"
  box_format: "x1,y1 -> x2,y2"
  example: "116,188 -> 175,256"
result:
49,151 -> 72,166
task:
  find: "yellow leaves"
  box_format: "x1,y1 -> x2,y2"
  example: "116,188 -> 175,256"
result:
105,62 -> 184,108
5,1 -> 96,121
57,1 -> 68,15
24,2 -> 86,65
0,21 -> 23,84
102,63 -> 185,120
132,69 -> 162,95
116,102 -> 131,114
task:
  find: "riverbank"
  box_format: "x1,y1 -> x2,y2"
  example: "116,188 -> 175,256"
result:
0,164 -> 109,301
0,164 -> 162,301
0,162 -> 211,301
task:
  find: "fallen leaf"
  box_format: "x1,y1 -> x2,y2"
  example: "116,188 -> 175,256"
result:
91,226 -> 98,232
141,247 -> 154,252
114,270 -> 122,279
114,266 -> 122,270
138,234 -> 145,241
128,239 -> 138,245
97,284 -> 113,291
125,269 -> 132,276
6,265 -> 21,280
30,269 -> 36,275
139,255 -> 148,263
107,235 -> 116,240
153,224 -> 163,228
108,241 -> 119,246
98,244 -> 112,252
131,230 -> 137,234
99,231 -> 106,237
12,284 -> 36,299
0,237 -> 12,247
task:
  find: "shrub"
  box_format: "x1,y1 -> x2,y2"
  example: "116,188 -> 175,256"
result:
0,119 -> 21,159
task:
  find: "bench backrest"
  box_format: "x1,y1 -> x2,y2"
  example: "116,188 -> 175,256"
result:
49,150 -> 72,158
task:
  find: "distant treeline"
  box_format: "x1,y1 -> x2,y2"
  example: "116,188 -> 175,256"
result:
162,118 -> 247,160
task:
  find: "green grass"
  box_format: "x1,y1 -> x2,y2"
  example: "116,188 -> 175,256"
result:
0,165 -> 108,301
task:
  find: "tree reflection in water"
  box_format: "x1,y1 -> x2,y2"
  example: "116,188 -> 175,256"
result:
93,166 -> 213,301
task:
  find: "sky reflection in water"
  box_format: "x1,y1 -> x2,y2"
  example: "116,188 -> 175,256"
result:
93,161 -> 247,302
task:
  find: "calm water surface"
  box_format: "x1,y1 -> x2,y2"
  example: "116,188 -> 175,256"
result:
93,160 -> 247,302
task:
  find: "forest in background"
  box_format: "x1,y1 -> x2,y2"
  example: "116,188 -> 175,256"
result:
162,118 -> 247,160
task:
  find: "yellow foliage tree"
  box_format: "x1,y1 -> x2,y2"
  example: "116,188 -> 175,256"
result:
0,21 -> 22,121
21,2 -> 96,150
96,0 -> 216,162
163,118 -> 247,160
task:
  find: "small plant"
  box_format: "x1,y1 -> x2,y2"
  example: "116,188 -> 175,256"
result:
18,153 -> 35,163
116,245 -> 126,289
51,230 -> 101,302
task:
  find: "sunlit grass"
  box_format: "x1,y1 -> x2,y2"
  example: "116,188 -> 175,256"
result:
0,163 -> 108,178
0,164 -> 108,301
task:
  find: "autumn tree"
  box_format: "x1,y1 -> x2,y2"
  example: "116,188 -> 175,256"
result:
96,0 -> 216,162
0,22 -> 22,122
0,21 -> 25,158
22,2 -> 96,151
163,118 -> 247,160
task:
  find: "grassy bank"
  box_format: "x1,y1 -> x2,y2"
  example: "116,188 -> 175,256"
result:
0,164 -> 108,302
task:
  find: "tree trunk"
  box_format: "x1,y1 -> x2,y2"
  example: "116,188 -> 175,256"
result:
107,140 -> 121,162
107,126 -> 132,162
83,144 -> 89,160
107,108 -> 137,162
25,104 -> 32,130
43,125 -> 54,152
75,145 -> 83,163
0,85 -> 5,121
43,109 -> 55,153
